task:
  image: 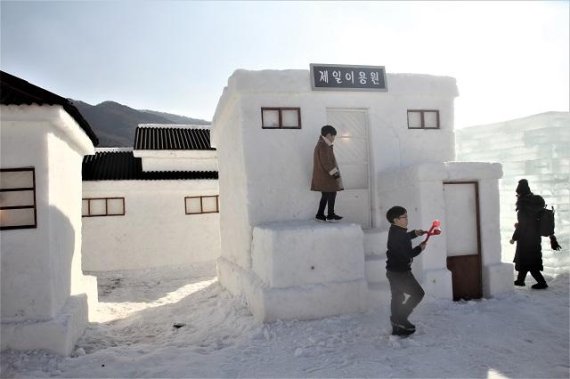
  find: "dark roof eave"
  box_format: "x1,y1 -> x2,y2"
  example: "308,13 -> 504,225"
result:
0,70 -> 99,146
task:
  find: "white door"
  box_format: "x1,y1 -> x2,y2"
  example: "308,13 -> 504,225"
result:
444,183 -> 479,257
326,109 -> 371,228
443,182 -> 482,300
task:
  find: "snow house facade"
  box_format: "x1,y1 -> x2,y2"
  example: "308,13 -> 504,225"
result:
212,67 -> 513,322
81,124 -> 220,272
0,71 -> 99,355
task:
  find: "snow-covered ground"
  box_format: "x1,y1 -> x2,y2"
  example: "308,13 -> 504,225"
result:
1,256 -> 569,379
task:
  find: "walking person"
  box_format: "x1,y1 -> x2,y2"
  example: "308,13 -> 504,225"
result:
510,179 -> 549,289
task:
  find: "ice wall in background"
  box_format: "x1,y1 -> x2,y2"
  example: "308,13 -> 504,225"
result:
456,112 -> 569,276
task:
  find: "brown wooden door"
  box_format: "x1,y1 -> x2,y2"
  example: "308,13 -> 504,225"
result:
444,182 -> 482,301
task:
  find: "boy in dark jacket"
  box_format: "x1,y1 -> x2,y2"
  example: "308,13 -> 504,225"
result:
385,206 -> 427,336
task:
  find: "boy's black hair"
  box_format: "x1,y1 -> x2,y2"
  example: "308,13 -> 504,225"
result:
386,206 -> 407,224
321,125 -> 337,136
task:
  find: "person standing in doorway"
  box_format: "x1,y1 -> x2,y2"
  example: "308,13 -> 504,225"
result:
311,125 -> 344,222
510,179 -> 549,289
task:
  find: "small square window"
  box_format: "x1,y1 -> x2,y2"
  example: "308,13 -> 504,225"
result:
185,197 -> 202,214
407,110 -> 440,129
262,110 -> 280,128
202,196 -> 218,213
261,108 -> 301,129
107,198 -> 125,215
90,199 -> 107,216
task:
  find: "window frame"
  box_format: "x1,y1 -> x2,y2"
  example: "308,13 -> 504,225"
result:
407,109 -> 440,130
0,167 -> 38,230
261,107 -> 302,129
185,195 -> 220,215
82,197 -> 126,217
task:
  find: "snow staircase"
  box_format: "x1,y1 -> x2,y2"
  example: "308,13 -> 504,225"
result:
364,228 -> 391,305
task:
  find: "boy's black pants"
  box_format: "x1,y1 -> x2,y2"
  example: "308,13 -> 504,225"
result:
317,191 -> 336,216
386,270 -> 425,323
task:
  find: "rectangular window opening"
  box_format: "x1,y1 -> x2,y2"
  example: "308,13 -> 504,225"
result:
407,110 -> 440,129
82,197 -> 125,217
261,108 -> 301,129
185,195 -> 219,214
0,168 -> 37,230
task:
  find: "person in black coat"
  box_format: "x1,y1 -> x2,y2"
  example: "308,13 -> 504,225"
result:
385,206 -> 427,336
510,179 -> 548,289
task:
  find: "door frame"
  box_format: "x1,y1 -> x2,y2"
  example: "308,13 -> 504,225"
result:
326,107 -> 373,228
443,181 -> 483,300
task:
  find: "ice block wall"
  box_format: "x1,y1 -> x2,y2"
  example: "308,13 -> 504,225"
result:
455,112 -> 569,274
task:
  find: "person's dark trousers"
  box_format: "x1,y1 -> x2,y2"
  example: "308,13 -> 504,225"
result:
317,191 -> 337,216
386,270 -> 425,323
517,270 -> 546,284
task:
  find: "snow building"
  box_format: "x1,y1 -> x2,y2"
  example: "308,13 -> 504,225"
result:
456,112 -> 570,270
212,67 -> 513,322
0,70 -> 98,355
81,124 -> 220,272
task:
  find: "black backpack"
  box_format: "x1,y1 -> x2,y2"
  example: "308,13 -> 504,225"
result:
539,206 -> 555,237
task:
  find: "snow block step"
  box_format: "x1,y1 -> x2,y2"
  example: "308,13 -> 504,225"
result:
364,254 -> 387,284
364,228 -> 388,256
252,220 -> 365,288
222,220 -> 369,322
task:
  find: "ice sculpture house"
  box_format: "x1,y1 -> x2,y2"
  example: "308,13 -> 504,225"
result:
212,65 -> 513,322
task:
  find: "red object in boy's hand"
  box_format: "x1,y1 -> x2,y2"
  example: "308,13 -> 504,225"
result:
423,220 -> 442,243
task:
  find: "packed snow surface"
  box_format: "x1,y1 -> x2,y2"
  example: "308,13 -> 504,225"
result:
1,259 -> 568,378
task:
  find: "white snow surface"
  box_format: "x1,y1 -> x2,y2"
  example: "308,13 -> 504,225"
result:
1,259 -> 569,379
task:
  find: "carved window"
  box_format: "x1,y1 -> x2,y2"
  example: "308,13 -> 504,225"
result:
185,195 -> 219,214
407,110 -> 440,129
261,107 -> 301,129
82,197 -> 125,217
0,168 -> 37,230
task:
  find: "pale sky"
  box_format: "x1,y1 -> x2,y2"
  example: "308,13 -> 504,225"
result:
1,1 -> 568,127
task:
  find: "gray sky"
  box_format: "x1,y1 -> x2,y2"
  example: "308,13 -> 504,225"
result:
1,1 -> 568,127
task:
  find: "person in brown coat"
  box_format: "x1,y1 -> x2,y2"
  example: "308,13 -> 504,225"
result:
311,125 -> 344,222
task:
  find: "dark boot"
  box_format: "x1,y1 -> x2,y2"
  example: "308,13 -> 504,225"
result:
514,280 -> 525,286
531,282 -> 548,289
315,214 -> 327,222
391,317 -> 415,334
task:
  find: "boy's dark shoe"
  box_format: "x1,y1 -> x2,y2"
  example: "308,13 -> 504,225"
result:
531,282 -> 548,289
514,280 -> 525,286
392,324 -> 415,336
315,214 -> 327,222
391,317 -> 415,333
401,319 -> 416,330
326,214 -> 343,221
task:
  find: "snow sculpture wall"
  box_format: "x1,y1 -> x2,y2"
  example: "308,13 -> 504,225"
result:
1,105 -> 96,355
456,112 -> 570,274
82,179 -> 220,271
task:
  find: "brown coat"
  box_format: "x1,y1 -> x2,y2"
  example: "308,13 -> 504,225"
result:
311,137 -> 344,192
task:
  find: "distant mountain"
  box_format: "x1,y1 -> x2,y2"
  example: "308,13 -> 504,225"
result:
72,100 -> 210,147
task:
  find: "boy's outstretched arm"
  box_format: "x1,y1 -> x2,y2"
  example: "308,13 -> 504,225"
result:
408,229 -> 427,239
